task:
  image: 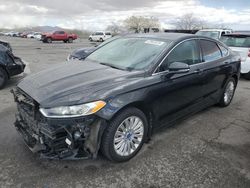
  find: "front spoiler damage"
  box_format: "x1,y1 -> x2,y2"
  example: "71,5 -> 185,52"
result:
14,113 -> 107,160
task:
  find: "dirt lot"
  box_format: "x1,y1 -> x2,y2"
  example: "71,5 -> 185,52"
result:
0,36 -> 250,188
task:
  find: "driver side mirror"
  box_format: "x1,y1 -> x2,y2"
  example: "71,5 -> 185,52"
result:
168,62 -> 190,74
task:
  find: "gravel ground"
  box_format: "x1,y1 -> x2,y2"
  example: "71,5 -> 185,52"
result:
0,36 -> 249,188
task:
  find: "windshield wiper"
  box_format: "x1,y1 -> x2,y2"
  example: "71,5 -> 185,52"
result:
100,62 -> 128,71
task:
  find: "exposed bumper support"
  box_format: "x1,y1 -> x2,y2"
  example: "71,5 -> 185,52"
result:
15,112 -> 107,160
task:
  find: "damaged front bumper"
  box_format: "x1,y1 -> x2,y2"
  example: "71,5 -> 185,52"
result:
12,88 -> 107,160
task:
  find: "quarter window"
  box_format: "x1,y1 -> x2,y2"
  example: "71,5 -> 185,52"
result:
160,40 -> 200,71
200,40 -> 222,61
218,44 -> 229,57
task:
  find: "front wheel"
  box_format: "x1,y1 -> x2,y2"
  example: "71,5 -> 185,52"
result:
46,38 -> 52,43
101,107 -> 148,162
219,78 -> 236,107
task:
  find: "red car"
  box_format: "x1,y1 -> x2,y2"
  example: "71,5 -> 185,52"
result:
41,31 -> 77,43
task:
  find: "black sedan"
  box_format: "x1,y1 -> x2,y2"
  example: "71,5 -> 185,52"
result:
12,33 -> 240,162
0,45 -> 25,89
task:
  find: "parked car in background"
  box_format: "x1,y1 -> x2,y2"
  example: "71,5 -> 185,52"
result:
41,31 -> 77,43
196,29 -> 233,40
4,31 -> 20,37
0,40 -> 12,52
34,33 -> 42,40
12,33 -> 240,162
27,32 -> 42,40
67,36 -> 120,61
0,44 -> 25,89
220,33 -> 250,79
20,32 -> 31,38
89,31 -> 112,42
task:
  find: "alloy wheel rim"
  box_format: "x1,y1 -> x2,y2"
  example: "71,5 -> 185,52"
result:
113,116 -> 144,157
224,81 -> 235,104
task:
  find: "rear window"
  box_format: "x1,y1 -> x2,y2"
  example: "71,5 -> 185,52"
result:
200,40 -> 222,61
220,35 -> 250,47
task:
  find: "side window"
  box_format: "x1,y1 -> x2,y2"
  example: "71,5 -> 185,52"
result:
200,40 -> 222,62
54,31 -> 60,34
105,32 -> 111,35
218,44 -> 229,57
160,40 -> 200,71
59,31 -> 65,34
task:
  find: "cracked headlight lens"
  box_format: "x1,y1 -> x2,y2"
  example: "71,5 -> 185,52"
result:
39,101 -> 106,118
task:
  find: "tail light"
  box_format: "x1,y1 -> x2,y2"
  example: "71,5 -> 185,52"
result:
248,49 -> 250,57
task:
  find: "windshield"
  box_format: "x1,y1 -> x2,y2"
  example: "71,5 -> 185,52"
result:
196,31 -> 220,39
86,37 -> 170,70
220,35 -> 250,47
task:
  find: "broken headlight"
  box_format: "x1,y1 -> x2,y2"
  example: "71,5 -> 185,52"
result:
39,101 -> 106,118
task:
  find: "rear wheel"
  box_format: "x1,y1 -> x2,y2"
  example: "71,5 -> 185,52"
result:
0,67 -> 8,89
101,107 -> 148,162
219,78 -> 236,107
68,38 -> 73,43
89,37 -> 93,42
99,38 -> 104,42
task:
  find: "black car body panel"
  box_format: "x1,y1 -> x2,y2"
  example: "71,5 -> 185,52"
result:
0,40 -> 12,52
13,33 -> 241,160
0,44 -> 25,77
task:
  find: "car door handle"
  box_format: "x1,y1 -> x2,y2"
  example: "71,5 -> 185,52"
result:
194,69 -> 204,74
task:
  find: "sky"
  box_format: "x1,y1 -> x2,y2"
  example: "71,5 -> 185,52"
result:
0,0 -> 250,31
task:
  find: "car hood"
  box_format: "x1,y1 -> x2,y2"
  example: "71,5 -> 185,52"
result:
17,60 -> 145,108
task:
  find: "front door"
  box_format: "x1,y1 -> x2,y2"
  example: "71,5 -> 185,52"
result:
150,39 -> 205,125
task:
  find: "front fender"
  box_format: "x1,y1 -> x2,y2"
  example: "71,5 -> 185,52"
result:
96,88 -> 149,120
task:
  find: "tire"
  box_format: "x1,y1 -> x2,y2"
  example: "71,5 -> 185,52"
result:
0,67 -> 8,89
46,38 -> 52,43
99,38 -> 104,42
243,72 -> 250,80
219,78 -> 236,107
101,107 -> 148,162
89,38 -> 93,42
68,38 -> 73,43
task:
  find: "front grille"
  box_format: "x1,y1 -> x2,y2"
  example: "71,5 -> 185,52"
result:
13,88 -> 36,117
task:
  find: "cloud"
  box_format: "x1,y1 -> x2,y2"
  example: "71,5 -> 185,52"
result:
0,0 -> 249,30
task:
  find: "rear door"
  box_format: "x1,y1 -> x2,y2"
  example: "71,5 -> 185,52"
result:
198,39 -> 229,102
